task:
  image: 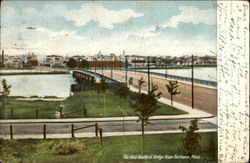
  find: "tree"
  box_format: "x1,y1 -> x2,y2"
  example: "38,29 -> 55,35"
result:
1,79 -> 11,118
132,84 -> 161,154
1,79 -> 11,97
66,58 -> 77,68
137,77 -> 145,93
128,77 -> 133,88
165,80 -> 181,106
77,60 -> 89,69
100,78 -> 109,117
116,83 -> 130,134
178,119 -> 201,160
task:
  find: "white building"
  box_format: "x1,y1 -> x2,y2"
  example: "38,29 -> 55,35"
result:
44,55 -> 65,67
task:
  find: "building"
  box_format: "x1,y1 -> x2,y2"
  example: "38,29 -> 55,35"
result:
44,55 -> 65,67
90,61 -> 123,68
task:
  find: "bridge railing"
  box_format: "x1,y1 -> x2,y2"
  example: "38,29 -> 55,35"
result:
73,68 -> 217,88
114,68 -> 217,88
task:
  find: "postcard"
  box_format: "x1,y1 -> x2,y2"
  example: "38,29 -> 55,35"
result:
0,0 -> 249,163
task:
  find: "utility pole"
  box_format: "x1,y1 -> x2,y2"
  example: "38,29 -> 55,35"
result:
1,50 -> 4,68
147,56 -> 150,93
125,56 -> 128,84
165,57 -> 168,78
94,60 -> 96,73
101,57 -> 104,76
191,55 -> 194,109
135,56 -> 137,73
111,56 -> 113,79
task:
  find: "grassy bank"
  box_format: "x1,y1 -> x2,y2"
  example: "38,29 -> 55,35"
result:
0,90 -> 187,119
63,90 -> 187,118
0,132 -> 217,163
0,97 -> 61,119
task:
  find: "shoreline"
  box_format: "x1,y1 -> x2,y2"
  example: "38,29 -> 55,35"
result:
0,71 -> 70,76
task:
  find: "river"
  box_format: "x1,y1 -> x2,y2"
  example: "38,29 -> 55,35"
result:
0,73 -> 76,98
140,67 -> 216,82
0,67 -> 216,97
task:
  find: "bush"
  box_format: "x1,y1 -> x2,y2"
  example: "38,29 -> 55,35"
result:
30,95 -> 40,98
43,96 -> 59,99
52,140 -> 86,155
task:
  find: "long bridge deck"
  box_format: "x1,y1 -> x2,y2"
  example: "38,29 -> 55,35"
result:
72,69 -> 217,116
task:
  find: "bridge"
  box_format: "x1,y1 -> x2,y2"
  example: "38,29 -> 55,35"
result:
73,69 -> 121,84
72,69 -> 217,116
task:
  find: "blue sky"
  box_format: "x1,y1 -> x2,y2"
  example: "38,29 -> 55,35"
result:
1,1 -> 217,56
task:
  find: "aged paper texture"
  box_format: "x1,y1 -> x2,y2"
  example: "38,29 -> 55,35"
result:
217,1 -> 249,163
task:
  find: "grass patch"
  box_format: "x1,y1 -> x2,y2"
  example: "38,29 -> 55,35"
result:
0,90 -> 187,119
0,97 -> 61,119
63,90 -> 187,118
0,132 -> 217,163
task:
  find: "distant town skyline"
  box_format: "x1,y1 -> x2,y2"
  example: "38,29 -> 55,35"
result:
1,1 -> 216,56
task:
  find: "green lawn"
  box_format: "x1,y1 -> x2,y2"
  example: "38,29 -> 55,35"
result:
0,90 -> 187,119
0,132 -> 217,163
63,90 -> 187,118
0,98 -> 61,119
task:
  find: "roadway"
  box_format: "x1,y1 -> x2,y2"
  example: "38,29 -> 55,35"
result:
0,118 -> 216,139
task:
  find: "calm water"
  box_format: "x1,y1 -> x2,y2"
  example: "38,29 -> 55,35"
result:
141,67 -> 217,82
0,74 -> 76,98
0,67 -> 216,97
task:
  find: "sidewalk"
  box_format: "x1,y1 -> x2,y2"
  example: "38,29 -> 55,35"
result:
0,129 -> 217,139
129,86 -> 216,125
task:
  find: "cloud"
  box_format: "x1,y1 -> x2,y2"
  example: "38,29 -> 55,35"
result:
1,4 -> 215,56
5,3 -> 143,30
64,3 -> 143,29
163,6 -> 216,28
130,6 -> 216,39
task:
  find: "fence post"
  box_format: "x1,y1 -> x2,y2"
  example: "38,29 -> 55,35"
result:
99,128 -> 103,146
36,109 -> 39,119
43,124 -> 46,139
60,107 -> 63,118
11,108 -> 13,119
71,124 -> 75,138
83,107 -> 87,117
95,123 -> 98,137
10,125 -> 13,139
